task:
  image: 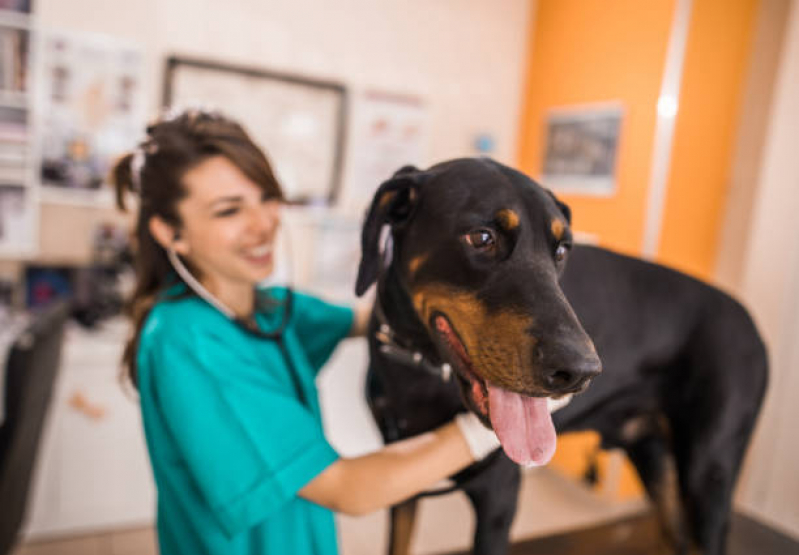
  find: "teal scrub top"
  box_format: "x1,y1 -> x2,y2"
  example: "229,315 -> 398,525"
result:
137,285 -> 354,555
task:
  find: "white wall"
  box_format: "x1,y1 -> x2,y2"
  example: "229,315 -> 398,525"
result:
24,0 -> 536,543
37,0 -> 533,189
732,0 -> 799,539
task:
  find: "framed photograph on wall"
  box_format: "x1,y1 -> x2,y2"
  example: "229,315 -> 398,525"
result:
541,103 -> 623,196
163,56 -> 347,205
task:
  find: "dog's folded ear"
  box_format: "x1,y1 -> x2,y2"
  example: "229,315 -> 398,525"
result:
545,189 -> 572,225
355,166 -> 424,296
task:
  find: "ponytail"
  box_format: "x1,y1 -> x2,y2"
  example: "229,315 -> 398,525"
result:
113,152 -> 136,212
110,152 -> 175,387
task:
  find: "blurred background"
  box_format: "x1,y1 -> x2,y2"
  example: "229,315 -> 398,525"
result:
0,0 -> 797,553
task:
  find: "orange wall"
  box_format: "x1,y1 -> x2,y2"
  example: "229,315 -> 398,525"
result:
517,0 -> 761,497
658,0 -> 759,279
517,0 -> 676,256
518,0 -> 759,275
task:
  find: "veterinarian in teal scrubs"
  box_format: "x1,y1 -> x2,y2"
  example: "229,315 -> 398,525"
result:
113,109 -> 501,555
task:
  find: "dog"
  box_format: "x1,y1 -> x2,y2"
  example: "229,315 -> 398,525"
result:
355,158 -> 768,555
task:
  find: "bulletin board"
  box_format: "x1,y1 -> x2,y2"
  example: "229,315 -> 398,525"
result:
38,30 -> 145,203
163,56 -> 347,205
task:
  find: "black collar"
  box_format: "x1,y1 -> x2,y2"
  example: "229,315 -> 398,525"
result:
372,294 -> 452,382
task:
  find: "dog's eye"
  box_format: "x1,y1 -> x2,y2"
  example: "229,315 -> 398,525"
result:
466,229 -> 496,250
555,242 -> 570,262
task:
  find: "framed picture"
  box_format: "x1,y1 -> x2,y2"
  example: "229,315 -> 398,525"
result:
38,30 -> 145,204
541,104 -> 623,196
163,56 -> 347,205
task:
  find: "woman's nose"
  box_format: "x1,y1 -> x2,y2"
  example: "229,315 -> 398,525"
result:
246,202 -> 280,236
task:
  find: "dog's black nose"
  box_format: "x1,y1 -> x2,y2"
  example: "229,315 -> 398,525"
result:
543,357 -> 602,393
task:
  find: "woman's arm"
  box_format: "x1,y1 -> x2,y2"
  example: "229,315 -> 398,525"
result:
348,302 -> 372,338
299,420 -> 475,515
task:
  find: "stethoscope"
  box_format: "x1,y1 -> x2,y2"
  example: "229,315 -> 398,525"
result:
166,246 -> 293,340
167,247 -> 310,405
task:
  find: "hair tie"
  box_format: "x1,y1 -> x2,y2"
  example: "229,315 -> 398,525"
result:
130,147 -> 146,192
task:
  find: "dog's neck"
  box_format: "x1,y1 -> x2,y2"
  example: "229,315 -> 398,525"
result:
376,263 -> 440,359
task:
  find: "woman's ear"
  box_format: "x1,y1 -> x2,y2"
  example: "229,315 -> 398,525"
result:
148,216 -> 189,255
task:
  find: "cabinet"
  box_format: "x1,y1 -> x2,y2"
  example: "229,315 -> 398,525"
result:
23,320 -> 155,538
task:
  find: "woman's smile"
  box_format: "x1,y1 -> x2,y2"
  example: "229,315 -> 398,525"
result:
242,243 -> 274,266
170,155 -> 282,315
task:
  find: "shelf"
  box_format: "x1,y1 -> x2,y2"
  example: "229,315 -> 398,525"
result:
0,9 -> 31,30
0,89 -> 27,109
39,185 -> 116,208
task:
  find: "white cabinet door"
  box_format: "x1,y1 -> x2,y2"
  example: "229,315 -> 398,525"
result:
23,321 -> 155,538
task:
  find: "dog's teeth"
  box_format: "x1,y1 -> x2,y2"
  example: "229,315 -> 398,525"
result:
547,395 -> 573,413
441,363 -> 452,381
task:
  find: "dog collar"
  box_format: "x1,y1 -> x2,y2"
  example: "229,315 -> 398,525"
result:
373,297 -> 452,382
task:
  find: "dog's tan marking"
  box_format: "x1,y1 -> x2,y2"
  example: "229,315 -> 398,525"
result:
407,254 -> 429,278
551,218 -> 566,241
378,190 -> 398,211
496,208 -> 520,231
620,415 -> 654,443
627,416 -> 695,554
411,284 -> 541,392
652,454 -> 693,554
389,498 -> 418,555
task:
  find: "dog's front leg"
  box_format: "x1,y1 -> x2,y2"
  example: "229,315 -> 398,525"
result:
463,454 -> 521,555
388,497 -> 418,555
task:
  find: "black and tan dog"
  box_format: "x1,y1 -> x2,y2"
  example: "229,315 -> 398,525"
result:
355,158 -> 768,555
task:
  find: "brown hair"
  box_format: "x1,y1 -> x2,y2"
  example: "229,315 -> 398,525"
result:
112,110 -> 283,387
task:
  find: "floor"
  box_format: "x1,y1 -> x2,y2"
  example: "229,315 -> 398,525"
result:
11,470 -> 799,555
12,467 -> 646,555
441,512 -> 799,555
11,527 -> 156,555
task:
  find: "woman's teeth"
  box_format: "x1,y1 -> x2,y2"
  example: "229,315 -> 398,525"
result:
246,244 -> 272,257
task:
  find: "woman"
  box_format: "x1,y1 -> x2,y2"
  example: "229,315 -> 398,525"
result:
113,109 -> 499,555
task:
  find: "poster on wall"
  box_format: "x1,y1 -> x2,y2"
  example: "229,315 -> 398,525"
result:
541,104 -> 623,196
307,213 -> 362,303
344,90 -> 429,211
164,56 -> 346,205
38,30 -> 145,202
0,183 -> 32,250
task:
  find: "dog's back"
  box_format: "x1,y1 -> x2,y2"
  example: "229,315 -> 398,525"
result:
556,244 -> 768,555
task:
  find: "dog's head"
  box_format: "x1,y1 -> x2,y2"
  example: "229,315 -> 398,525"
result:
356,158 -> 601,466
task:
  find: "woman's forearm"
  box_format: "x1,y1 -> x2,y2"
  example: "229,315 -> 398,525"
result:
348,303 -> 372,337
299,421 -> 474,515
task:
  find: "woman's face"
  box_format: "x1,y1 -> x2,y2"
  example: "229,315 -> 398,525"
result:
173,155 -> 281,300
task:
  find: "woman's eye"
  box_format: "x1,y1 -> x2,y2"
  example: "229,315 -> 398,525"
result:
466,229 -> 496,250
555,242 -> 570,262
214,207 -> 239,217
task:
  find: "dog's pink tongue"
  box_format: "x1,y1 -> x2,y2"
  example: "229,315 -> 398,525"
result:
488,385 -> 556,466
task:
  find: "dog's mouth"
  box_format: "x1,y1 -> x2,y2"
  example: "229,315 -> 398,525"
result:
432,313 -> 558,467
